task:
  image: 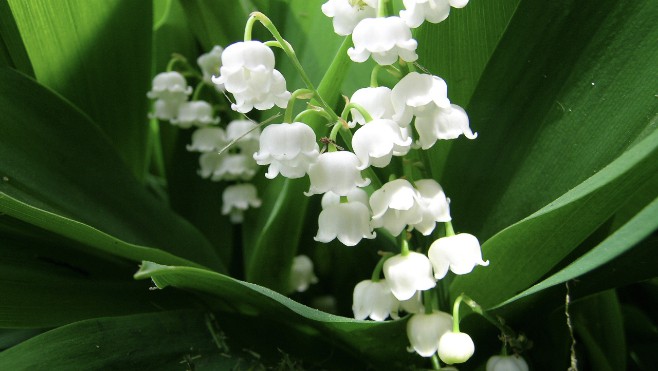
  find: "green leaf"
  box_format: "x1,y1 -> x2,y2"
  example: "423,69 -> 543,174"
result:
451,128 -> 658,309
135,261 -> 417,369
0,223 -> 187,328
494,195 -> 658,309
6,0 -> 152,179
0,0 -> 34,75
0,311 -> 258,370
572,291 -> 626,371
0,67 -> 225,272
440,0 -> 658,240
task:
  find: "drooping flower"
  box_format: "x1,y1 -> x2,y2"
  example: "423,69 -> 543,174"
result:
315,190 -> 375,246
348,86 -> 396,127
370,179 -> 424,236
352,279 -> 400,321
400,0 -> 469,28
149,99 -> 183,121
225,119 -> 260,154
147,71 -> 192,103
391,72 -> 451,127
170,101 -> 220,128
305,151 -> 370,196
352,119 -> 412,169
410,179 -> 451,235
321,0 -> 378,36
438,331 -> 475,364
212,41 -> 291,113
406,311 -> 453,357
486,355 -> 530,371
289,255 -> 319,293
187,127 -> 227,152
427,233 -> 489,279
348,16 -> 418,65
198,152 -> 258,181
221,183 -> 262,223
415,104 -> 477,149
383,252 -> 436,300
253,122 -> 320,179
197,45 -> 224,85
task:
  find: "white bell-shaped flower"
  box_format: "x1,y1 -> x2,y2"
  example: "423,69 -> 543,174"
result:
438,331 -> 475,364
147,71 -> 192,103
149,99 -> 184,121
428,233 -> 489,279
415,104 -> 476,149
321,0 -> 378,36
170,101 -> 220,128
315,193 -> 375,246
305,151 -> 370,196
400,291 -> 424,314
406,311 -> 453,357
221,183 -> 262,223
198,152 -> 257,181
197,45 -> 224,85
352,119 -> 412,169
400,0 -> 450,28
253,122 -> 320,179
383,252 -> 436,300
410,179 -> 451,235
187,127 -> 227,152
212,41 -> 290,113
391,72 -> 451,127
349,86 -> 396,127
226,119 -> 260,154
352,279 -> 400,321
348,16 -> 418,65
289,255 -> 319,293
486,355 -> 529,371
370,179 -> 424,236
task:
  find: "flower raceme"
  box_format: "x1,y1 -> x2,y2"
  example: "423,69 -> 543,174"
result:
212,41 -> 291,113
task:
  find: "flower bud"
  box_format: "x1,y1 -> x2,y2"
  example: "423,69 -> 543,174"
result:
438,331 -> 475,364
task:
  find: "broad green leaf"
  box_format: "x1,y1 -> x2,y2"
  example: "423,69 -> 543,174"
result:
451,128 -> 658,309
0,223 -> 187,328
135,261 -> 416,369
494,195 -> 658,309
0,0 -> 33,75
0,67 -> 225,272
0,311 -> 262,370
6,0 -> 152,179
440,0 -> 658,240
572,291 -> 626,371
178,0 -> 257,49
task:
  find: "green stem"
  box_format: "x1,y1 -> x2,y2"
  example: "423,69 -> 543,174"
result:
377,0 -> 388,17
284,88 -> 314,123
445,221 -> 455,237
341,102 -> 374,123
370,65 -> 381,87
249,12 -> 339,121
329,121 -> 343,143
244,15 -> 257,41
431,354 -> 441,370
423,290 -> 434,314
371,254 -> 390,282
459,294 -> 509,335
452,294 -> 464,332
400,236 -> 410,256
294,107 -> 333,123
192,83 -> 205,101
148,120 -> 166,179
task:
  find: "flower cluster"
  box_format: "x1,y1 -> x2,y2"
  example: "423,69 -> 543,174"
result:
148,46 -> 263,224
174,2 -> 507,368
